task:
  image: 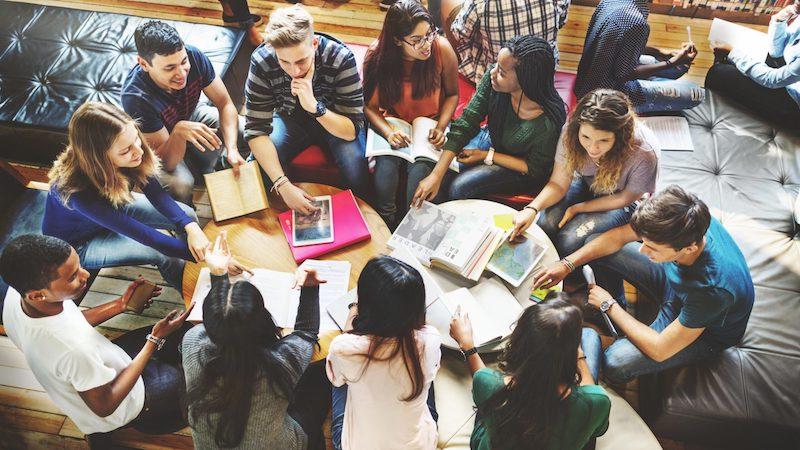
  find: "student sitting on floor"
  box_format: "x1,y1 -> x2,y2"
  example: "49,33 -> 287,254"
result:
245,5 -> 371,214
327,256 -> 441,450
707,0 -> 800,130
0,234 -> 191,448
449,298 -> 611,450
411,35 -> 566,205
532,186 -> 755,384
364,0 -> 459,227
43,102 -> 249,292
182,233 -> 331,450
573,0 -> 704,114
511,89 -> 659,262
122,20 -> 249,205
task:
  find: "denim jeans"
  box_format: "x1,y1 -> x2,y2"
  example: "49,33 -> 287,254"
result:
331,383 -> 438,450
634,55 -> 705,114
265,111 -> 371,203
537,177 -> 637,257
75,192 -> 195,291
159,103 -> 250,205
581,327 -> 603,384
587,237 -> 721,384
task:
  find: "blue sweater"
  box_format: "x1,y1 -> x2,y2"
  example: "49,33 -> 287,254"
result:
43,177 -> 195,260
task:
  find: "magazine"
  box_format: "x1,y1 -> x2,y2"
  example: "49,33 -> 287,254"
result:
365,117 -> 460,172
487,232 -> 548,287
388,202 -> 504,280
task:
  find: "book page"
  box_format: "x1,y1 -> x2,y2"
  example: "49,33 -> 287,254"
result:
469,277 -> 522,339
440,288 -> 504,347
365,118 -> 415,161
709,18 -> 769,60
487,232 -> 548,287
431,213 -> 493,273
203,161 -> 269,222
188,268 -> 299,328
410,117 -> 459,172
388,202 -> 457,263
639,117 -> 694,151
326,289 -> 356,332
299,259 -> 351,331
390,246 -> 445,307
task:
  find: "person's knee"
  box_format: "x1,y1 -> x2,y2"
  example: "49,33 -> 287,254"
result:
603,341 -> 639,384
160,172 -> 195,205
177,201 -> 199,223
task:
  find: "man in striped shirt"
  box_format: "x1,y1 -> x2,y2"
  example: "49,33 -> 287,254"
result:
244,5 -> 369,213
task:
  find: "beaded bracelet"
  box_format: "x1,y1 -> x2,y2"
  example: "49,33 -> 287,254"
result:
559,257 -> 575,272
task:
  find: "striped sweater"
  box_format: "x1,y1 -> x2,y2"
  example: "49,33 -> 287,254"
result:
244,34 -> 364,140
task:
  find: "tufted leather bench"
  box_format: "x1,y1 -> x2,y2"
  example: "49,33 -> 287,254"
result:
0,1 -> 248,167
286,42 -> 577,209
640,91 -> 800,448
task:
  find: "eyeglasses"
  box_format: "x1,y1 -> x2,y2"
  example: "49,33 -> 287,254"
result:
402,27 -> 439,50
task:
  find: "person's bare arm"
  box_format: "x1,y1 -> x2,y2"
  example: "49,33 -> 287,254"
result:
204,77 -> 245,174
248,135 -> 316,214
557,189 -> 642,229
577,347 -> 595,386
144,124 -> 222,172
82,279 -> 161,327
430,37 -> 460,146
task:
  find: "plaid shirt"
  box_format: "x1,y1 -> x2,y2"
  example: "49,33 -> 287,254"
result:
451,0 -> 571,85
244,34 -> 364,140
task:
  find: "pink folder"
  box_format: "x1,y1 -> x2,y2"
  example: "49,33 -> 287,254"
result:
279,189 -> 372,263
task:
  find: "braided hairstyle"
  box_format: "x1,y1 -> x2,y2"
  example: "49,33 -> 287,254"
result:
563,89 -> 639,195
487,35 -> 567,153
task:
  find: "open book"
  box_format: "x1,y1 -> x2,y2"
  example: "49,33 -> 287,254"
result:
426,278 -> 523,348
388,202 -> 504,281
366,117 -> 459,172
203,161 -> 269,221
188,259 -> 350,331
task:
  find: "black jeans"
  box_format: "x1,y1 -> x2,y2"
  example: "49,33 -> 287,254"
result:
219,0 -> 258,25
85,324 -> 190,448
287,361 -> 332,450
705,60 -> 800,130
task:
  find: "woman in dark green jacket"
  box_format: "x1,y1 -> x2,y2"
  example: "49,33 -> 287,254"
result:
411,35 -> 566,204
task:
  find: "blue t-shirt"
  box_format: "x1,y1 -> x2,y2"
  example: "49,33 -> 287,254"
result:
121,45 -> 215,133
665,218 -> 755,348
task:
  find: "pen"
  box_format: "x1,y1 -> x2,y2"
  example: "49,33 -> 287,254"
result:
687,25 -> 692,44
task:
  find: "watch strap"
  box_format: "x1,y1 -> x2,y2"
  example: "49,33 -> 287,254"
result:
484,147 -> 495,165
146,333 -> 166,351
461,347 -> 478,359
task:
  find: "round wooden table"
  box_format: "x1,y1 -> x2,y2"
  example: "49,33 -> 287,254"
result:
182,183 -> 392,304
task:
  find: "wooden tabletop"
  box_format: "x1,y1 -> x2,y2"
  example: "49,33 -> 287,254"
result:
182,183 -> 392,305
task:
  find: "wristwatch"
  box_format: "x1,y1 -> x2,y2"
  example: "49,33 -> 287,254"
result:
146,333 -> 166,351
483,147 -> 495,165
600,298 -> 617,313
312,101 -> 327,118
460,347 -> 478,360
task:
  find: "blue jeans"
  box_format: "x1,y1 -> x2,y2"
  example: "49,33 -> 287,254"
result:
588,237 -> 721,384
581,327 -> 603,383
331,383 -> 438,450
75,193 -> 194,291
537,177 -> 637,256
634,55 -> 705,114
267,111 -> 371,202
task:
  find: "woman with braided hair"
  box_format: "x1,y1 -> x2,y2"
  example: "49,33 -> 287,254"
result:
510,89 -> 660,257
411,35 -> 566,204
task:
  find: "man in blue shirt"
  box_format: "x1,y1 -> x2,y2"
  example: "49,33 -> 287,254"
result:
121,21 -> 248,205
532,185 -> 755,383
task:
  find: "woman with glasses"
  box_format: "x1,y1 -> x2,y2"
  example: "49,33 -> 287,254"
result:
411,35 -> 566,205
363,0 -> 459,228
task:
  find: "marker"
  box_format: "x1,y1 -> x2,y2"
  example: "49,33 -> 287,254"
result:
687,25 -> 693,44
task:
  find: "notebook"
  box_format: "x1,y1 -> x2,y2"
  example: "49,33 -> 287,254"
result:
203,161 -> 269,221
279,190 -> 372,263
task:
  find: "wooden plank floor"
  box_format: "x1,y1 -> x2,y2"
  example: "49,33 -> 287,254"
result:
0,0 -> 758,448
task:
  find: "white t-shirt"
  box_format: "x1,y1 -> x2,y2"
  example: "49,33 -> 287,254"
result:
3,288 -> 145,434
326,325 -> 441,450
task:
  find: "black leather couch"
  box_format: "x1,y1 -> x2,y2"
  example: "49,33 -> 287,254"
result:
0,1 -> 249,167
640,92 -> 800,449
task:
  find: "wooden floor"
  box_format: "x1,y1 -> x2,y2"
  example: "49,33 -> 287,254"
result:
0,0 -> 758,448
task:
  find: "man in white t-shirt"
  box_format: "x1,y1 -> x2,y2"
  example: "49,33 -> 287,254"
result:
0,234 -> 192,447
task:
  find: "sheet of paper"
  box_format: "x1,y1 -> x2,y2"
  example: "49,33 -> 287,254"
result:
299,259 -> 351,331
708,18 -> 769,60
188,268 -> 299,328
326,289 -> 356,331
469,276 -> 523,338
639,116 -> 694,151
493,214 -> 514,231
440,288 -> 504,347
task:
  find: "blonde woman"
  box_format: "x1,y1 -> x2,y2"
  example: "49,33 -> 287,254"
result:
510,90 -> 659,258
43,102 -> 217,291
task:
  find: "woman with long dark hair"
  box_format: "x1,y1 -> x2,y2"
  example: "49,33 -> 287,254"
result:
182,234 -> 330,449
509,89 -> 659,258
364,0 -> 459,227
450,298 -> 610,450
412,35 -> 567,204
326,256 -> 441,450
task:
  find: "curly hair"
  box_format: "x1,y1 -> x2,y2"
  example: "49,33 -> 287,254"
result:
562,89 -> 639,195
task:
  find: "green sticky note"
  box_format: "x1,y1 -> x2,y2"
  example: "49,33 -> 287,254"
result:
530,284 -> 562,302
493,214 -> 514,231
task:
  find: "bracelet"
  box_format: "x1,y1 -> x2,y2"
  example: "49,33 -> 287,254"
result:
347,302 -> 358,310
270,176 -> 288,193
559,257 -> 575,273
524,205 -> 539,215
578,355 -> 587,360
271,177 -> 290,194
145,333 -> 166,351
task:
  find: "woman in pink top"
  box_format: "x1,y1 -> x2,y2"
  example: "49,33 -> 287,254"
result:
326,256 -> 441,450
